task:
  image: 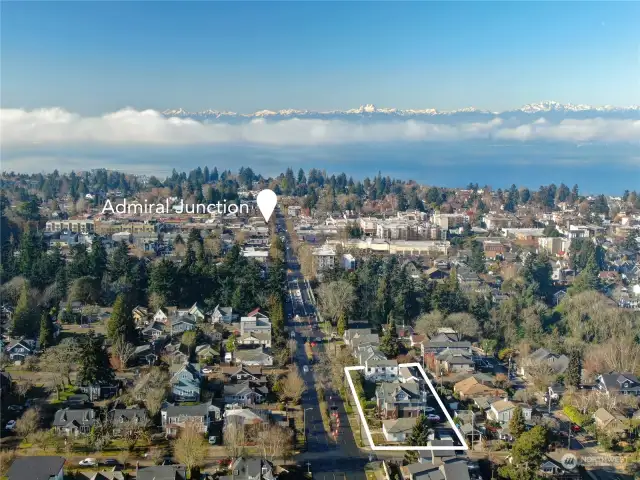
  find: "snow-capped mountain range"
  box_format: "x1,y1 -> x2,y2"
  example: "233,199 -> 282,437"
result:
162,101 -> 640,123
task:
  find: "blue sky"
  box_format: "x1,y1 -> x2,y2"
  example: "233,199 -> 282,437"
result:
2,1 -> 639,114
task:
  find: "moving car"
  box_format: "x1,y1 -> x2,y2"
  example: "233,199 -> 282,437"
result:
5,420 -> 16,431
303,365 -> 309,373
209,435 -> 218,445
79,458 -> 98,466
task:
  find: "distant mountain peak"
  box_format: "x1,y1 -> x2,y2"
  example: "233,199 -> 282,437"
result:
161,102 -> 640,120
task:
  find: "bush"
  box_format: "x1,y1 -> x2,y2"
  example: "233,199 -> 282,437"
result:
563,405 -> 589,427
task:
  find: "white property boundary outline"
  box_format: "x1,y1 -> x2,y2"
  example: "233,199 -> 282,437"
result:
344,362 -> 469,451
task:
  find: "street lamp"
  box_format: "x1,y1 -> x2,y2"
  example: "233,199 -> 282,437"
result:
303,407 -> 312,448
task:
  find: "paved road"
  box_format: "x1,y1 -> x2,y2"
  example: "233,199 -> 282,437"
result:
277,213 -> 369,480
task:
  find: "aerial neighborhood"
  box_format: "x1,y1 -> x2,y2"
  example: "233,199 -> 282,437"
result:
1,166 -> 639,480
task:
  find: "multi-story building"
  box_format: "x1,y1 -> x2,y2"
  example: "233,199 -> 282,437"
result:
312,245 -> 336,271
45,219 -> 94,234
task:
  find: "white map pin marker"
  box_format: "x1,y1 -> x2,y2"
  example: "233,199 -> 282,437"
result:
256,189 -> 277,222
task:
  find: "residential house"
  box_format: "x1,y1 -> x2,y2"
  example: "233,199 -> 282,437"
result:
223,382 -> 268,406
141,321 -> 165,340
5,338 -> 36,362
382,417 -> 418,442
343,328 -> 378,347
435,349 -> 475,374
223,407 -> 269,427
400,456 -> 471,480
221,366 -> 266,384
152,309 -> 169,323
355,345 -> 385,366
212,305 -> 235,324
137,465 -> 187,480
237,331 -> 272,349
538,454 -> 581,479
89,470 -> 126,480
376,382 -> 428,419
108,408 -> 149,435
195,344 -> 220,364
53,408 -> 97,436
234,347 -> 274,366
6,456 -> 66,480
593,408 -> 627,434
364,358 -> 399,382
170,315 -> 197,336
240,308 -> 271,334
596,372 -> 640,396
398,366 -> 421,384
519,348 -> 569,379
220,457 -> 277,480
79,382 -> 119,401
487,400 -> 532,424
170,363 -> 201,402
161,401 -> 221,437
453,377 -> 506,400
132,305 -> 150,325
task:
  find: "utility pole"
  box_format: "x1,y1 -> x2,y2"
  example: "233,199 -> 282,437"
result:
567,421 -> 572,450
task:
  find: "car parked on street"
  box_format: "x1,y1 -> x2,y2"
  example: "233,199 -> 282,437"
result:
5,420 -> 16,431
79,458 -> 98,466
426,414 -> 441,422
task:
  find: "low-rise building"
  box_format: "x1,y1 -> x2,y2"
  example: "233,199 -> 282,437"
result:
375,382 -> 428,419
382,417 -> 418,442
161,402 -> 221,437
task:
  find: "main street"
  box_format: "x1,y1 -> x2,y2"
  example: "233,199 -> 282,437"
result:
277,212 -> 370,480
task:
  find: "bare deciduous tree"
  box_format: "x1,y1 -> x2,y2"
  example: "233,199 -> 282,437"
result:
279,367 -> 306,405
117,417 -> 151,450
415,311 -> 445,338
223,420 -> 245,459
256,424 -> 293,462
16,408 -> 40,440
523,360 -> 557,392
112,337 -> 136,371
445,312 -> 479,341
317,280 -> 355,324
174,420 -> 208,476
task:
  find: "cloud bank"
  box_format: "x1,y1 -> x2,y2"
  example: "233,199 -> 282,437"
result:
1,107 -> 639,148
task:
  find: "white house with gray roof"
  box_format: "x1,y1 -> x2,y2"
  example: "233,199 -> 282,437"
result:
364,358 -> 399,382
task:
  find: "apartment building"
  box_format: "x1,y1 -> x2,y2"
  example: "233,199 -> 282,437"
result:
45,219 -> 94,234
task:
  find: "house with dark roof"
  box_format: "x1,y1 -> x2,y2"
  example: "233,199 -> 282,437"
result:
5,337 -> 36,362
170,363 -> 201,401
519,348 -> 569,379
108,408 -> 149,436
6,455 -> 66,480
223,381 -> 268,406
170,315 -> 197,336
596,372 -> 640,396
219,457 -> 277,480
53,408 -> 97,436
375,382 -> 428,419
137,465 -> 187,480
436,349 -> 475,374
161,401 -> 221,437
221,365 -> 266,383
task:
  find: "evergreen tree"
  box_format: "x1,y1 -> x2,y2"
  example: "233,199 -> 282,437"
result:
89,239 -> 108,279
268,294 -> 285,339
77,331 -> 115,385
565,350 -> 582,388
38,312 -> 54,350
623,229 -> 639,251
106,294 -> 136,343
570,251 -> 601,294
12,283 -> 39,338
379,320 -> 399,358
337,312 -> 348,336
509,406 -> 526,439
469,240 -> 486,273
405,415 -> 433,462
